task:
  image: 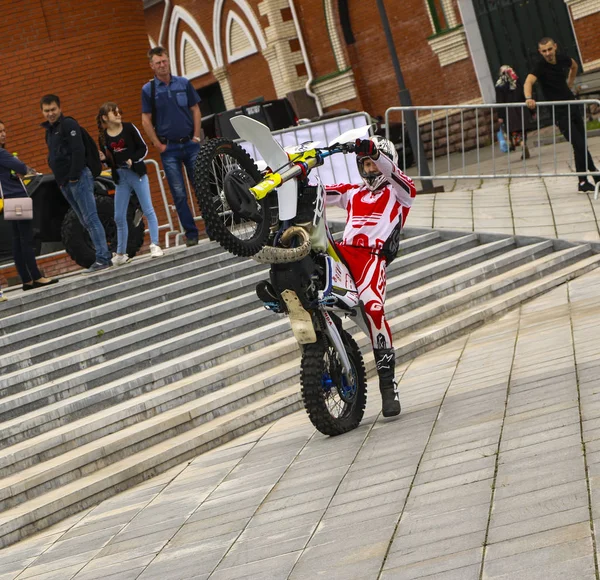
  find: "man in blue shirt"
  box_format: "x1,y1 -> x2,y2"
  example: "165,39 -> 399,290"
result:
141,47 -> 202,246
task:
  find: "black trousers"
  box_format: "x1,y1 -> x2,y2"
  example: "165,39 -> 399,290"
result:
555,105 -> 597,182
11,219 -> 41,283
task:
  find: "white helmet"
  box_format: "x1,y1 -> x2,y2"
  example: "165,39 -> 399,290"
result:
357,136 -> 398,191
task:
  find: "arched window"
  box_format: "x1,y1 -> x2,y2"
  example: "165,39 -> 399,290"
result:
426,0 -> 458,34
225,11 -> 258,63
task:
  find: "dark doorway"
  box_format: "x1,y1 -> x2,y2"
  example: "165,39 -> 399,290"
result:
474,0 -> 580,83
197,82 -> 226,117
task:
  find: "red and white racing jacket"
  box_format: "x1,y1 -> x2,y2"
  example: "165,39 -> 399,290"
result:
325,153 -> 416,252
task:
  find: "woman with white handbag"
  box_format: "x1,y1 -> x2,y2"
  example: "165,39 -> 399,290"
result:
0,121 -> 58,292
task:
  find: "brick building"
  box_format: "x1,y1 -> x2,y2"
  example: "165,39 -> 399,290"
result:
142,0 -> 600,120
2,0 -> 600,286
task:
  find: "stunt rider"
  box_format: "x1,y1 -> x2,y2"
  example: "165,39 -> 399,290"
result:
325,137 -> 416,417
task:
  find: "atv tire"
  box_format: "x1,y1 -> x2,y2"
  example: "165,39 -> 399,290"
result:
61,194 -> 144,268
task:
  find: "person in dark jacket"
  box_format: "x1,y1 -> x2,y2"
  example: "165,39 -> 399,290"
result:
97,102 -> 163,264
495,65 -> 533,159
0,121 -> 58,291
525,37 -> 599,193
40,94 -> 112,272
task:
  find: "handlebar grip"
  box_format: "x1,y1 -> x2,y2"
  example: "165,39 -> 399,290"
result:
250,173 -> 282,199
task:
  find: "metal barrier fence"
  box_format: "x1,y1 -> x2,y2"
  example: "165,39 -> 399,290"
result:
155,113 -> 375,247
385,100 -> 600,198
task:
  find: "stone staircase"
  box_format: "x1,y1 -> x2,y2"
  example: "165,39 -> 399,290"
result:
1,227 -> 599,548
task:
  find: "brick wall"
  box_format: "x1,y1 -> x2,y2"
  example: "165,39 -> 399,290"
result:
2,1 -> 152,174
336,0 -> 480,117
570,11 -> 600,70
1,1 -> 178,283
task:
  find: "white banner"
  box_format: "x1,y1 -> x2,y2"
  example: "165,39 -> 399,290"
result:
238,112 -> 372,187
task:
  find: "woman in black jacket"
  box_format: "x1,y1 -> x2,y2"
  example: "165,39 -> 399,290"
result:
495,65 -> 534,159
97,103 -> 163,265
0,121 -> 58,292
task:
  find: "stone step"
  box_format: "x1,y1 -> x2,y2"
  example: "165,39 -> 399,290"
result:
0,240 -> 224,320
391,233 -> 480,271
0,315 -> 293,431
0,232 -> 443,354
391,252 -> 600,364
387,240 -> 556,313
0,247 -> 256,337
0,235 -> 516,370
0,233 -> 598,549
0,241 -> 569,470
0,268 -> 270,373
0,240 -> 584,427
386,244 -> 593,331
0,385 -> 303,549
0,339 -> 301,473
0,358 -> 302,511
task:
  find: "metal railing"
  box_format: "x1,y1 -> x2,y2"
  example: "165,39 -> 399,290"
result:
385,100 -> 600,198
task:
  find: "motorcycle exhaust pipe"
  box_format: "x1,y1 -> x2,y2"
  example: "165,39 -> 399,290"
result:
253,226 -> 312,264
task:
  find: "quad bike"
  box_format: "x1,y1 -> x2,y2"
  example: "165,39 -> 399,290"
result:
10,171 -> 146,268
194,116 -> 373,436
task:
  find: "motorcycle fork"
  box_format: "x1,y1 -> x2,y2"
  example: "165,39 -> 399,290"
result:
321,312 -> 353,380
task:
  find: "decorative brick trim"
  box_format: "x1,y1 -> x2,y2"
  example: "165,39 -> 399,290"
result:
427,26 -> 469,67
312,69 -> 358,109
226,11 -> 258,63
324,0 -> 347,71
565,0 -> 600,20
180,31 -> 209,79
582,57 -> 600,72
258,0 -> 307,97
213,66 -> 236,109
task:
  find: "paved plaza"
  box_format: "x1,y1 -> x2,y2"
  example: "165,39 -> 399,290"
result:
3,137 -> 600,579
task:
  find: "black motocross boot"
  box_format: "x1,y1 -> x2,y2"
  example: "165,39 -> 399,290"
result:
374,348 -> 401,417
256,280 -> 281,312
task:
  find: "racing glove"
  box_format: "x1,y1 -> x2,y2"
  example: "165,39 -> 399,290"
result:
355,139 -> 377,158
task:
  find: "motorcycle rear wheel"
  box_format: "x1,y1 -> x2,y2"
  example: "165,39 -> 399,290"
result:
193,138 -> 271,257
301,329 -> 367,436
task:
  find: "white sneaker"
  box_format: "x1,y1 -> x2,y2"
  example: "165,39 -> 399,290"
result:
112,253 -> 130,266
149,244 -> 164,258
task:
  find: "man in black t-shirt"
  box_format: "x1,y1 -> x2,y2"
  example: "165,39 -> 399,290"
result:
524,37 -> 599,193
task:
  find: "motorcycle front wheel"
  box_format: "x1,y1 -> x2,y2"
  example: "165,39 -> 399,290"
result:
193,138 -> 271,257
301,329 -> 367,436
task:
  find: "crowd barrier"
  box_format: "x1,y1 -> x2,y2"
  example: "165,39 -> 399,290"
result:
157,113 -> 375,247
385,100 -> 600,198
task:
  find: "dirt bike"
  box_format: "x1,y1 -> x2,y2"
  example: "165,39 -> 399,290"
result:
193,116 -> 372,436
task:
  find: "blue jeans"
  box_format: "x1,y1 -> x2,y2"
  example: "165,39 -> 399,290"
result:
60,167 -> 112,264
160,140 -> 199,240
11,218 -> 42,283
115,169 -> 160,254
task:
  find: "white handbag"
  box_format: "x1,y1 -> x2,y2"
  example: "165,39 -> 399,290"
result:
0,180 -> 33,220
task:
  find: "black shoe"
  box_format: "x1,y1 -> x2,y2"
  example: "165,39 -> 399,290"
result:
578,181 -> 595,193
33,278 -> 59,288
185,237 -> 199,247
86,261 -> 112,273
22,283 -> 35,291
256,280 -> 278,302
